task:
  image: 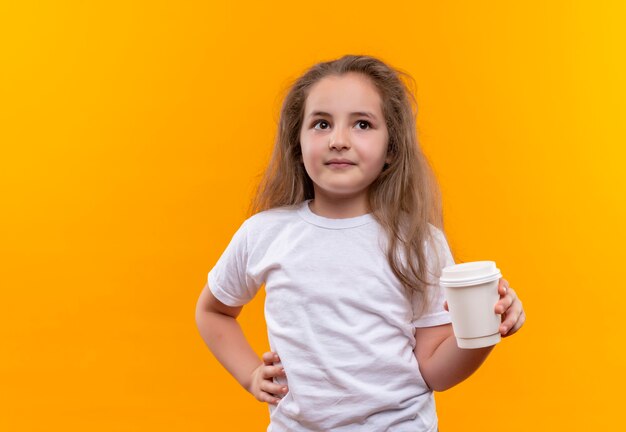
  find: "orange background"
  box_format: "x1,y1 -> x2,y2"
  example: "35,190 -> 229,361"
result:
1,1 -> 625,430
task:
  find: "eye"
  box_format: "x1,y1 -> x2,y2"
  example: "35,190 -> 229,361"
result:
356,120 -> 371,130
313,120 -> 330,130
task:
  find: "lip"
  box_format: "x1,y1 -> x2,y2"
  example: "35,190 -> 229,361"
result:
325,159 -> 356,165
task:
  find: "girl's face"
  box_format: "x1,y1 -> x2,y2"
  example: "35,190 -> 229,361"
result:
299,72 -> 390,204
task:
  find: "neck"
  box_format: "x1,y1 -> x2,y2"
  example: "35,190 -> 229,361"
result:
308,193 -> 370,219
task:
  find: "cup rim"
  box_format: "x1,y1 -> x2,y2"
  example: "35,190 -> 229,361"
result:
440,271 -> 501,287
439,261 -> 501,287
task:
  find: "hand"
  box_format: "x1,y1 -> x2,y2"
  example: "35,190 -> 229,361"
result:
494,277 -> 525,337
247,351 -> 288,405
443,277 -> 526,337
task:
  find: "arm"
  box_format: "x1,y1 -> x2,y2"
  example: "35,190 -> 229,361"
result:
414,278 -> 525,392
195,282 -> 287,403
413,324 -> 493,392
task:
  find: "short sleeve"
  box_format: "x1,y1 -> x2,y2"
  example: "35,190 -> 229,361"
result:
207,220 -> 261,307
411,226 -> 455,328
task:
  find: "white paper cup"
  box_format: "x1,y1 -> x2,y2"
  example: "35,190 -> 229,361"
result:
439,261 -> 502,349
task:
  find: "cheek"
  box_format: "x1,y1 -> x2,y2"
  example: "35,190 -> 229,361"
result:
357,136 -> 389,163
300,145 -> 313,164
300,138 -> 323,161
299,145 -> 319,175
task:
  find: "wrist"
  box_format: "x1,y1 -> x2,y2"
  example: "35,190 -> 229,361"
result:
242,361 -> 262,394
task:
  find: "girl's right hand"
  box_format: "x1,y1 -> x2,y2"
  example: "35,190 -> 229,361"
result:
247,351 -> 288,405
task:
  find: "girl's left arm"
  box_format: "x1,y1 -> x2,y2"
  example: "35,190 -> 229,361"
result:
413,278 -> 525,392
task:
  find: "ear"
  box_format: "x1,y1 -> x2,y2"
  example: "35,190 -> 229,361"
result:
384,151 -> 393,164
385,140 -> 393,164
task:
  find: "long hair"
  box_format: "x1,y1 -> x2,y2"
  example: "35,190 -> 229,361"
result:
248,54 -> 448,317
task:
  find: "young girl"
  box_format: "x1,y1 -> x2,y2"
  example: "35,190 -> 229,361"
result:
195,54 -> 525,431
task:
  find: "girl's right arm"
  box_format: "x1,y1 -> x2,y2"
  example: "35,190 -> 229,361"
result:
195,282 -> 288,404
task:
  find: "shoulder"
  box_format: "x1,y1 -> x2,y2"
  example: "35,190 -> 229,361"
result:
425,223 -> 455,268
239,202 -> 305,242
421,223 -> 452,263
244,202 -> 302,228
425,223 -> 448,249
426,222 -> 445,238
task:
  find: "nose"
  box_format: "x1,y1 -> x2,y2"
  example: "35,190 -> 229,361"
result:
329,126 -> 350,151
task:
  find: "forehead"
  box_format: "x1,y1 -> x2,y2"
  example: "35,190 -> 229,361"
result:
304,73 -> 383,115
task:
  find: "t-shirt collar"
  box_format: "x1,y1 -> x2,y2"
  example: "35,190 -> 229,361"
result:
297,199 -> 375,229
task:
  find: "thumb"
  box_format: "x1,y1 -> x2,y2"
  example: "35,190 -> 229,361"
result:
262,351 -> 278,366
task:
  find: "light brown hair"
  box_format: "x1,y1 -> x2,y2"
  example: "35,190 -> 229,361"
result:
249,54 -> 449,317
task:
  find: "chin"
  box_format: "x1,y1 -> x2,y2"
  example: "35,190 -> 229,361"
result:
316,187 -> 369,198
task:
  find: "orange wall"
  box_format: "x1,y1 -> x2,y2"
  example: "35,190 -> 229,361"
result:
1,1 -> 625,430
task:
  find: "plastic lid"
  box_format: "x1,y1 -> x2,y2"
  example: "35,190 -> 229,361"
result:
439,261 -> 502,287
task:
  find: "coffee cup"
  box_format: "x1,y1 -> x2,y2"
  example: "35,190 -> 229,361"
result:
439,261 -> 502,349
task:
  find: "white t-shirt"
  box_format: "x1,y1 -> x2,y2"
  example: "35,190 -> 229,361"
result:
208,199 -> 454,431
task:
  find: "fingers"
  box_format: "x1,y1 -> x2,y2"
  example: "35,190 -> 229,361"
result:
261,365 -> 287,380
261,352 -> 286,380
495,285 -> 516,314
262,351 -> 280,365
503,307 -> 525,337
257,389 -> 284,405
501,277 -> 510,289
257,380 -> 289,404
256,351 -> 289,405
498,277 -> 510,296
443,300 -> 448,312
253,377 -> 289,405
495,293 -> 514,314
259,379 -> 289,403
492,283 -> 526,336
498,288 -> 525,337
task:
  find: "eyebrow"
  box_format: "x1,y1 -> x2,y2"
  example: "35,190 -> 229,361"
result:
307,111 -> 377,120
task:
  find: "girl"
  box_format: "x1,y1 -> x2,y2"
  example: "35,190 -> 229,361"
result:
195,54 -> 525,431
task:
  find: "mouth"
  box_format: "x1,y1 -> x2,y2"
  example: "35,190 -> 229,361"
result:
325,159 -> 356,166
